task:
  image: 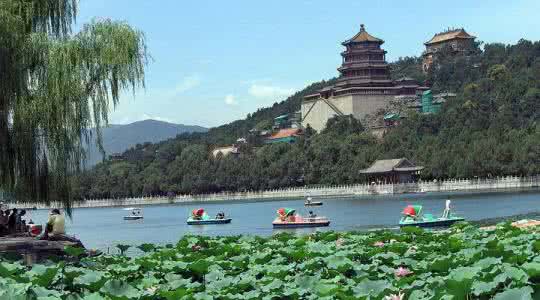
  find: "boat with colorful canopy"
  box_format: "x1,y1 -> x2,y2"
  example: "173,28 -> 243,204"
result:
272,208 -> 330,228
399,200 -> 464,228
187,208 -> 231,225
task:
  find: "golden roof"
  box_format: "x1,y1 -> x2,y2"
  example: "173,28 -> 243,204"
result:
425,28 -> 475,45
343,24 -> 383,44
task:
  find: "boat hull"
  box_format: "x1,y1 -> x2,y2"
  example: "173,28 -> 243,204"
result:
304,202 -> 323,206
124,216 -> 143,220
399,217 -> 464,228
273,220 -> 330,228
187,218 -> 232,225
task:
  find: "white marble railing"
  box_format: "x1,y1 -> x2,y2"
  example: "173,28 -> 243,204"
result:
7,175 -> 540,209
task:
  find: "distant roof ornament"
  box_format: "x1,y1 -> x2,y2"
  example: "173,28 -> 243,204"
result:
360,24 -> 365,32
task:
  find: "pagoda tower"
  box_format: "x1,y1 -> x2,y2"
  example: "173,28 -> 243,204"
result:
301,24 -> 426,132
335,24 -> 394,90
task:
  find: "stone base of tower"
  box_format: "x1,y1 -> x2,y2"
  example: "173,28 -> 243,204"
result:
301,94 -> 394,132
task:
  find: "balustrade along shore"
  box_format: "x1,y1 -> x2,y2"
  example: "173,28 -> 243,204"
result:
6,175 -> 540,209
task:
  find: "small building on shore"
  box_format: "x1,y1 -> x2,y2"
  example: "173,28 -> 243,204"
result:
360,158 -> 424,183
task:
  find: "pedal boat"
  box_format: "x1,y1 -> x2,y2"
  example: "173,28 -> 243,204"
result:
123,207 -> 143,220
187,217 -> 232,225
272,216 -> 330,228
399,203 -> 464,228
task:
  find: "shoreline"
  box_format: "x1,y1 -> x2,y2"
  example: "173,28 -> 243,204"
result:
6,175 -> 540,210
9,186 -> 540,211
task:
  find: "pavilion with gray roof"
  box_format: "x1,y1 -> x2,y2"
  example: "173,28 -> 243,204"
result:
360,158 -> 424,183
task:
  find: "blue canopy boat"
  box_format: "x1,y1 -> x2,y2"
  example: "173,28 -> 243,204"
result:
399,201 -> 464,228
187,218 -> 232,225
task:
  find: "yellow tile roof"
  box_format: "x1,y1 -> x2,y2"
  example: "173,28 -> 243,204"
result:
343,24 -> 383,44
425,29 -> 475,45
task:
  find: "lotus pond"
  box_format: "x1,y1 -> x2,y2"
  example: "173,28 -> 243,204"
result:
0,223 -> 539,299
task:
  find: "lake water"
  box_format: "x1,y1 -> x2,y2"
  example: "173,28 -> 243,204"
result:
24,190 -> 540,250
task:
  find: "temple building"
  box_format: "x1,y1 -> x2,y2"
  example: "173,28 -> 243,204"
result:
422,28 -> 476,73
264,128 -> 302,144
301,24 -> 427,132
360,158 -> 424,183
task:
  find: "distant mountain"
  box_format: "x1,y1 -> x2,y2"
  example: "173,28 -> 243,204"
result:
85,119 -> 207,166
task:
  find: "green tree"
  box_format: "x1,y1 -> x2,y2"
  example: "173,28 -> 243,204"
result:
0,1 -> 148,209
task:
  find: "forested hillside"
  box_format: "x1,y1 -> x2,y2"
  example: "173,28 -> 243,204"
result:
73,40 -> 540,199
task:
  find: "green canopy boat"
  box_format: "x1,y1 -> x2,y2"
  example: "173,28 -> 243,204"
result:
399,201 -> 464,228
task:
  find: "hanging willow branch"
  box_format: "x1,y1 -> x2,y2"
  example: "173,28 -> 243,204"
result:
0,0 -> 148,212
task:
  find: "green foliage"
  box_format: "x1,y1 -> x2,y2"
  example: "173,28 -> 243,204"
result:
0,0 -> 148,210
116,244 -> 131,256
0,225 -> 539,298
64,245 -> 85,259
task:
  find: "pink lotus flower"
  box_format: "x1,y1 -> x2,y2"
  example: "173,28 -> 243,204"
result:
373,241 -> 385,247
384,291 -> 404,300
394,266 -> 413,277
335,238 -> 345,247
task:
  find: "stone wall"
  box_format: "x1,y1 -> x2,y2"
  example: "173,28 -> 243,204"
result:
301,93 -> 393,131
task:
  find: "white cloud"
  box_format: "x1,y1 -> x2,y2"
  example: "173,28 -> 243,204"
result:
224,94 -> 238,106
174,75 -> 201,94
248,84 -> 295,99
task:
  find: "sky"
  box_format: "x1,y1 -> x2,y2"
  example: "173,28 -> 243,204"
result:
76,0 -> 540,128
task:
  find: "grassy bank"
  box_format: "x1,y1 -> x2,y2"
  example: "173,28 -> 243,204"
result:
0,223 -> 539,299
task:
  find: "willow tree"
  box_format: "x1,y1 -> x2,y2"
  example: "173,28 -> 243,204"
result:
0,0 -> 148,209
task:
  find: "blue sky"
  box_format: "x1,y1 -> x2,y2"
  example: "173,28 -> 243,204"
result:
77,0 -> 540,128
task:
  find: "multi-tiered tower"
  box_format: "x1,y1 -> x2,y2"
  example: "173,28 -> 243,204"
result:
302,24 -> 426,131
335,24 -> 393,92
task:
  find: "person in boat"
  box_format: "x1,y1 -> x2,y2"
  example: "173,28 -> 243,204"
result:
40,209 -> 85,248
215,212 -> 225,219
308,211 -> 317,219
442,199 -> 451,219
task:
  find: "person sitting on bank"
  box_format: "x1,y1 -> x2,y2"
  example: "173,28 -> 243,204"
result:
7,208 -> 18,234
43,209 -> 65,237
16,209 -> 27,232
41,209 -> 85,248
0,210 -> 8,236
